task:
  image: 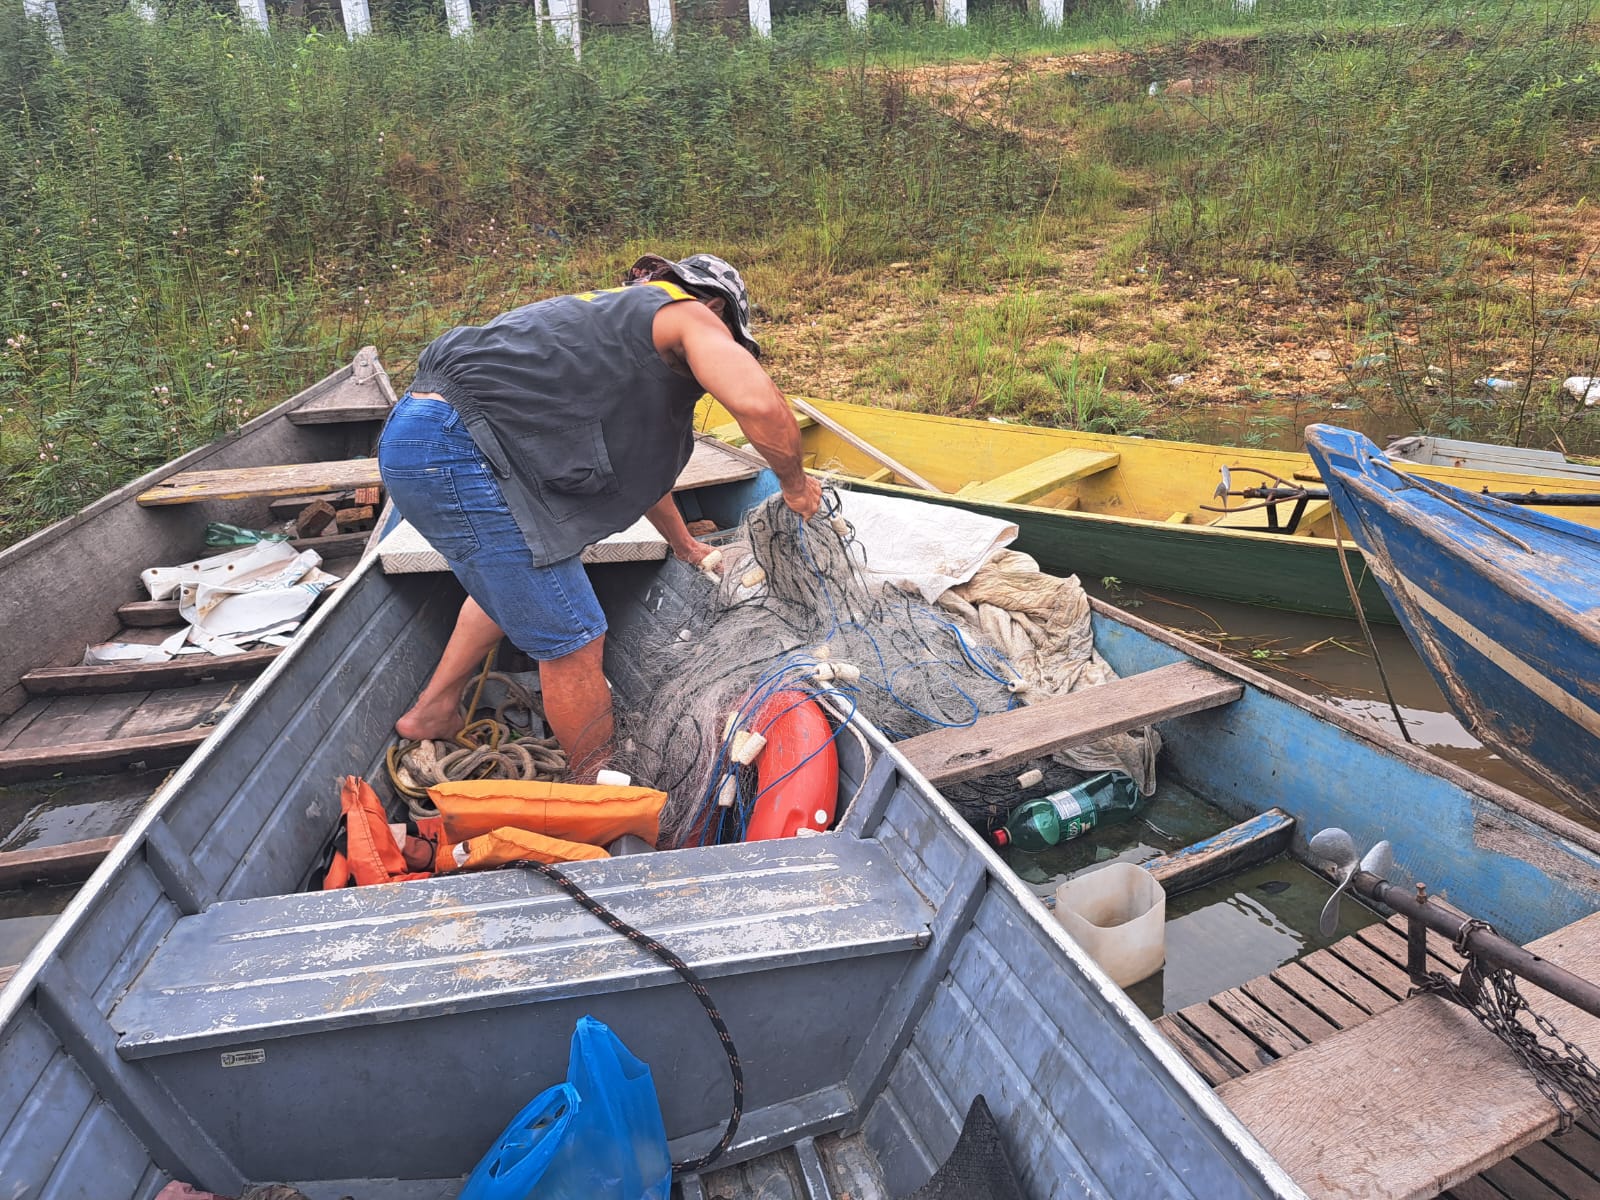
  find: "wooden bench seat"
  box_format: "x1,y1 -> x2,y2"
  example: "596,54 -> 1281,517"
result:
957,447 -> 1121,505
897,661 -> 1242,787
22,647 -> 280,696
137,459 -> 386,507
113,835 -> 933,1060
1217,910 -> 1600,1200
1208,498 -> 1333,533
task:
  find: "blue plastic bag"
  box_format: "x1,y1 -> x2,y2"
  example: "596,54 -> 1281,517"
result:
460,1016 -> 672,1200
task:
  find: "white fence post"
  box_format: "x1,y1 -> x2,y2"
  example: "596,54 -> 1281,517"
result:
340,0 -> 372,36
646,0 -> 673,45
1039,0 -> 1062,28
22,0 -> 65,49
747,0 -> 770,36
546,0 -> 581,54
237,0 -> 269,33
846,0 -> 867,24
443,0 -> 472,37
939,0 -> 966,25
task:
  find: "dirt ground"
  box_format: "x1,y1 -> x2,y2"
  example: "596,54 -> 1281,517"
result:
744,44 -> 1600,448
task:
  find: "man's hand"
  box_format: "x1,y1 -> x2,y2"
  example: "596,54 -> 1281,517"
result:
674,538 -> 723,574
782,474 -> 823,519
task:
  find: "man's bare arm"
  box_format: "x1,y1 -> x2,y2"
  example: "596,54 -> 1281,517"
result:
665,302 -> 822,518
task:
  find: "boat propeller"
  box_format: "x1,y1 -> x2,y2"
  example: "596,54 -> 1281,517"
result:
1309,826 -> 1395,937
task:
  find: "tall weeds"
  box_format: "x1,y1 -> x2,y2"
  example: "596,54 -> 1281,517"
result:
0,6 -> 1053,543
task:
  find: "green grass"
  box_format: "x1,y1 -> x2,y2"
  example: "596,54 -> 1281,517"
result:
7,0 -> 1600,546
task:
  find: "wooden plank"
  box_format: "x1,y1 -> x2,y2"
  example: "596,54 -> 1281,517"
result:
21,648 -> 281,697
136,458 -> 384,507
1325,934 -> 1414,999
957,448 -> 1121,505
1211,988 -> 1309,1060
862,466 -> 895,484
112,681 -> 237,740
1166,511 -> 1191,524
1240,976 -> 1340,1044
1153,1013 -> 1243,1086
1270,961 -> 1372,1030
1359,920 -> 1466,980
1441,1179 -> 1513,1200
899,661 -> 1242,787
0,835 -> 122,887
286,400 -> 392,425
671,436 -> 766,492
707,412 -> 815,447
0,727 -> 208,783
0,698 -> 48,751
788,396 -> 944,494
1479,1159 -> 1563,1200
116,599 -> 184,628
1510,1140 -> 1600,1198
1546,1117 -> 1600,1170
1219,910 -> 1600,1200
4,693 -> 146,750
1142,808 -> 1293,897
1177,1001 -> 1280,1074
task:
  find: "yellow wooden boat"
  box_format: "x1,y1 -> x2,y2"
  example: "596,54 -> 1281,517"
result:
698,397 -> 1600,621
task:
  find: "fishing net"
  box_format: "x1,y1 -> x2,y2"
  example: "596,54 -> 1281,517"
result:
606,489 -> 1159,849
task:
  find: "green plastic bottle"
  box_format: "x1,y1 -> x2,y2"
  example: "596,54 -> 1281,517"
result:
992,771 -> 1142,852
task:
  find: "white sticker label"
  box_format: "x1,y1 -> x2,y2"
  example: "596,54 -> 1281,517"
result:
221,1048 -> 266,1068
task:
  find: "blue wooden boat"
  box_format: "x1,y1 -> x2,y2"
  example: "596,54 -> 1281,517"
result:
4,466 -> 1600,1199
1306,423 -> 1600,821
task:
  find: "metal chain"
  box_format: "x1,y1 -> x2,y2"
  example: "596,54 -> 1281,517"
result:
1417,920 -> 1600,1134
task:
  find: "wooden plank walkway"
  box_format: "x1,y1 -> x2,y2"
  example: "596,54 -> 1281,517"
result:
1155,914 -> 1600,1199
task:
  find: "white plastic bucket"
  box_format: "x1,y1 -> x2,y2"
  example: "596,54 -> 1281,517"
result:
1053,862 -> 1166,988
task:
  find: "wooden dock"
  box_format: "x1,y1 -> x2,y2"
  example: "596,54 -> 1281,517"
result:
1155,913 -> 1600,1200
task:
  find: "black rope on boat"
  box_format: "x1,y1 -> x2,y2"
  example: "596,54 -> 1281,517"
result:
501,857 -> 743,1175
1329,510 -> 1415,745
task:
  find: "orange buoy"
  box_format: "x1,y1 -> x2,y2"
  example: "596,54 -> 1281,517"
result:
744,689 -> 839,841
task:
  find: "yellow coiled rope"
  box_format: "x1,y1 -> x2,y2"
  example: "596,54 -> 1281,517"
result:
386,652 -> 568,819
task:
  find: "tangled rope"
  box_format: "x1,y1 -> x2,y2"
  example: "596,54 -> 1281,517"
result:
387,656 -> 568,819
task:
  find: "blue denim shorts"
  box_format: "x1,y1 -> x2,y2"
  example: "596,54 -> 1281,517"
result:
377,395 -> 608,660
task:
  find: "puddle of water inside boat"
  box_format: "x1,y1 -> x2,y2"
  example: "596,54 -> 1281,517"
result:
0,883 -> 77,967
1002,777 -> 1377,1018
0,772 -> 157,851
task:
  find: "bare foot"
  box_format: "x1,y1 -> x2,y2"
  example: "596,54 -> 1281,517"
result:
395,696 -> 464,741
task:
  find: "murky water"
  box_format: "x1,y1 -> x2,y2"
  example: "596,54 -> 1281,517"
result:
0,773 -> 157,852
1082,580 -> 1581,826
0,884 -> 76,968
997,776 -> 1374,1018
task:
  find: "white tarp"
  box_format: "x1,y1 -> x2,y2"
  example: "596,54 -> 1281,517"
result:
835,490 -> 1018,603
85,541 -> 338,664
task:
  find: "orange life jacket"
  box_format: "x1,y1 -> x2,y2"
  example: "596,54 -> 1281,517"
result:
323,776 -> 445,889
427,779 -> 668,848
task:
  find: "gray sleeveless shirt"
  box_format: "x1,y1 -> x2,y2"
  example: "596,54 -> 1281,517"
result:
410,281 -> 705,566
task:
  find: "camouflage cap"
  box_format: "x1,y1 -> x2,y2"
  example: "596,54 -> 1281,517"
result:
625,252 -> 760,358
